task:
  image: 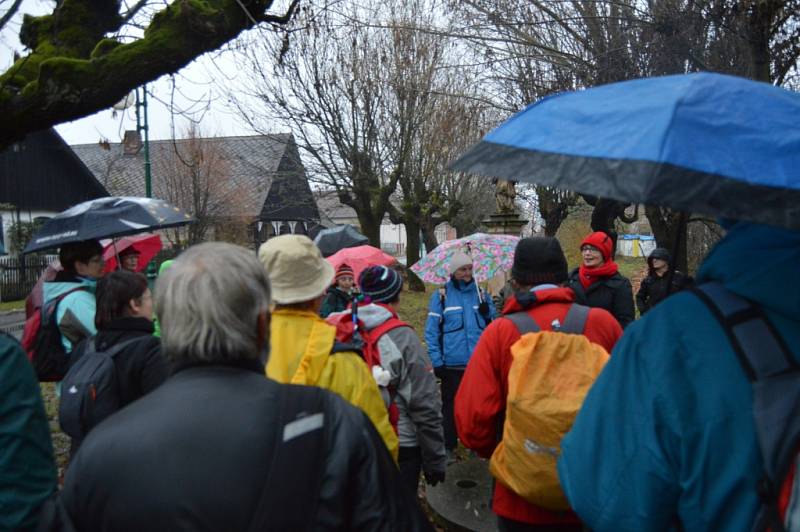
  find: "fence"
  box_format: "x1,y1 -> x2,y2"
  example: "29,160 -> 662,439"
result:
0,255 -> 59,302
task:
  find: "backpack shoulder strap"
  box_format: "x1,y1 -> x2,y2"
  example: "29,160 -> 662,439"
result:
54,286 -> 91,305
693,282 -> 797,381
248,384 -> 327,532
371,317 -> 409,341
330,340 -> 361,356
504,311 -> 541,334
560,304 -> 591,334
98,337 -> 146,360
692,282 -> 798,532
46,286 -> 91,319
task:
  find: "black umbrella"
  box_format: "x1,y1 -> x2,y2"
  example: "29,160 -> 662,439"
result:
313,224 -> 369,257
23,197 -> 194,254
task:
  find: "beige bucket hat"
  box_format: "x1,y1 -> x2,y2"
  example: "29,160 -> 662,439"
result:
258,235 -> 335,304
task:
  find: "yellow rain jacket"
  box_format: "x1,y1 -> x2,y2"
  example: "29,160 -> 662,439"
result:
267,308 -> 399,459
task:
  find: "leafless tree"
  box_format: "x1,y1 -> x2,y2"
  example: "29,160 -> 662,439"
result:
230,0 -> 493,288
156,126 -> 250,246
230,1 -> 401,246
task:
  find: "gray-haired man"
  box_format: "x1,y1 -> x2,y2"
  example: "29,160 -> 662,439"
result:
60,242 -> 431,531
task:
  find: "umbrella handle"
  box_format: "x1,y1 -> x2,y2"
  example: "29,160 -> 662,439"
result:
112,239 -> 121,271
474,278 -> 484,303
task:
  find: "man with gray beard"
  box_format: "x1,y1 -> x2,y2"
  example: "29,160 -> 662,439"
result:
60,242 -> 431,531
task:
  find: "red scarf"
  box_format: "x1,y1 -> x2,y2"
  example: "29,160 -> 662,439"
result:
578,261 -> 619,290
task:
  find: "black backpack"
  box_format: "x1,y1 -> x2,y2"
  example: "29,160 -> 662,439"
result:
21,286 -> 88,382
59,337 -> 141,441
693,282 -> 800,532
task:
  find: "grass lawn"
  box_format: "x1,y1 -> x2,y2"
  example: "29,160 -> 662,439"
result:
0,299 -> 25,312
397,286 -> 433,333
40,382 -> 70,480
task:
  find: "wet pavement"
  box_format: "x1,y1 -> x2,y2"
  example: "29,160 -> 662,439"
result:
0,310 -> 25,339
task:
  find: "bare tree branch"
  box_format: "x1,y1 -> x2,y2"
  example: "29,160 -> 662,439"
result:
0,0 -> 24,32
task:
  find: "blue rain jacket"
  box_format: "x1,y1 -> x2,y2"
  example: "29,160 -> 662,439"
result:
425,278 -> 496,368
558,222 -> 800,531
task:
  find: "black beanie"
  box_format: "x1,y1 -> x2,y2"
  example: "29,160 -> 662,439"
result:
511,237 -> 568,286
648,247 -> 671,263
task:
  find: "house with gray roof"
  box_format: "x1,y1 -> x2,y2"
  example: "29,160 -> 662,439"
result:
0,128 -> 108,252
72,133 -> 319,248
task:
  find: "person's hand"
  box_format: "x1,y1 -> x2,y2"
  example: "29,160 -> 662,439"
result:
424,469 -> 445,487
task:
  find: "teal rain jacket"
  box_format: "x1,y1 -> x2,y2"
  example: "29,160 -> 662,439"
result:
0,334 -> 57,531
558,222 -> 800,531
42,276 -> 97,352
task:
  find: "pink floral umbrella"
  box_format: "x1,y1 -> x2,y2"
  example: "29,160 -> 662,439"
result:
410,233 -> 520,283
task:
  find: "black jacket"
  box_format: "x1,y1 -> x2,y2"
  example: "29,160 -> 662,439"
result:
61,361 -> 432,532
567,269 -> 635,328
69,317 -> 168,407
636,270 -> 692,315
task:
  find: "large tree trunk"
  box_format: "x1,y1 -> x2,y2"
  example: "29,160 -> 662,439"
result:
355,211 -> 381,248
645,205 -> 688,273
421,223 -> 439,255
746,0 -> 781,83
586,198 -> 621,258
404,219 -> 425,292
538,186 -> 575,237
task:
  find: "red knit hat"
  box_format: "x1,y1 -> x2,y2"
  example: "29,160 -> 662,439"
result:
580,231 -> 613,262
335,263 -> 354,281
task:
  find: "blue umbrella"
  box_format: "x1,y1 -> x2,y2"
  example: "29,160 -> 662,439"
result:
451,72 -> 800,229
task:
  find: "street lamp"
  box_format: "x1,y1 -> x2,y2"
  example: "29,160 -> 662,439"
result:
134,85 -> 152,199
134,86 -> 157,281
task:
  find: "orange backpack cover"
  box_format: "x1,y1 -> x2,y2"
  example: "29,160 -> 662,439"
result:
490,308 -> 610,510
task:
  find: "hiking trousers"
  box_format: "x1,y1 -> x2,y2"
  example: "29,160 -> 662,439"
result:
438,367 -> 464,451
398,445 -> 422,494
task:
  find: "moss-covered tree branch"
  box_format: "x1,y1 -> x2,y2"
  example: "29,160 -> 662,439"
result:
0,0 -> 298,149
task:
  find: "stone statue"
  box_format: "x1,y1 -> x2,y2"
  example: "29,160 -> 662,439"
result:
494,179 -> 518,214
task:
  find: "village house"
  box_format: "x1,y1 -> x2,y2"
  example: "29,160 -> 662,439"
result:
0,129 -> 108,252
72,132 -> 320,249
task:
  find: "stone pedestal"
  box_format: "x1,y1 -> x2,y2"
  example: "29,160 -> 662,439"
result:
484,212 -> 528,297
483,212 -> 528,237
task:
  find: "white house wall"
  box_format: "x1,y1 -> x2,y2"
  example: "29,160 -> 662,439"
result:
0,209 -> 58,249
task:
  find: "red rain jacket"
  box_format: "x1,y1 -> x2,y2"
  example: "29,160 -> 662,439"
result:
455,287 -> 622,525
